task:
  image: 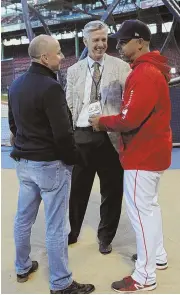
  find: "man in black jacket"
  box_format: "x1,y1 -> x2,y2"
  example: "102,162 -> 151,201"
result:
8,34 -> 95,294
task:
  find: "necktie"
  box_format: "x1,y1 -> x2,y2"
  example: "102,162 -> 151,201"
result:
90,62 -> 101,103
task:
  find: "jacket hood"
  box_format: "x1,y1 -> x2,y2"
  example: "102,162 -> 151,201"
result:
131,51 -> 171,82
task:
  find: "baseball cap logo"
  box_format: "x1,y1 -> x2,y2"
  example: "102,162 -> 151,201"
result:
135,32 -> 140,36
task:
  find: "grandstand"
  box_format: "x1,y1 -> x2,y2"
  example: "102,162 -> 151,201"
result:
1,0 -> 180,146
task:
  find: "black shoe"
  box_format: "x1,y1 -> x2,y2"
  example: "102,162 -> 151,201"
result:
68,234 -> 77,245
131,254 -> 168,270
17,261 -> 38,283
99,242 -> 112,255
50,280 -> 95,294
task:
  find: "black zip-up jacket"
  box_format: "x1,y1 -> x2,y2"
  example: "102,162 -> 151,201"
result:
8,62 -> 82,165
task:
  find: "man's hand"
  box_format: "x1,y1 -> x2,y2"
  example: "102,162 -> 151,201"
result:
89,115 -> 106,131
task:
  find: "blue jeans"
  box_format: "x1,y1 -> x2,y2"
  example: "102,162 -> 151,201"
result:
14,159 -> 73,290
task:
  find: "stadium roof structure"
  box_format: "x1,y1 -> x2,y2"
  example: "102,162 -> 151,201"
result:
1,0 -> 98,7
1,0 -> 109,38
33,0 -> 99,8
1,0 -> 105,19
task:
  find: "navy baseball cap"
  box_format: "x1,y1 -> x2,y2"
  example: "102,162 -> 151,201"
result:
111,19 -> 151,41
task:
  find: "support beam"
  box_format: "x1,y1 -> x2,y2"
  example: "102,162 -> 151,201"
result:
21,0 -> 34,41
99,0 -> 118,32
28,4 -> 51,35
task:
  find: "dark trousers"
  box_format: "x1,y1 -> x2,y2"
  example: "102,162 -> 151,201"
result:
69,128 -> 124,245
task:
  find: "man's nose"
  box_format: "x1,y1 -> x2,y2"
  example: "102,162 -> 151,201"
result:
97,41 -> 104,47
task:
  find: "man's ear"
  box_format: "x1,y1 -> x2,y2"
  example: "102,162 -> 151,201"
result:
41,54 -> 48,65
138,38 -> 144,50
83,37 -> 88,47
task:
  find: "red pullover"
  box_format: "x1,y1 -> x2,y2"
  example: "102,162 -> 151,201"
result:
100,51 -> 172,171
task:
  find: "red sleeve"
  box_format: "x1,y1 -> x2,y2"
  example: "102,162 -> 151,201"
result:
99,74 -> 159,132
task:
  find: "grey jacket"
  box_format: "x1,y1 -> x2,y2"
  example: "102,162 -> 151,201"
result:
66,53 -> 131,151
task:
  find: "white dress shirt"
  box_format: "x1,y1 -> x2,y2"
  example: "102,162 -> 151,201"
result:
76,55 -> 104,127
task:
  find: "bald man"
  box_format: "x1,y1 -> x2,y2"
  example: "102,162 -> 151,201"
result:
8,35 -> 95,294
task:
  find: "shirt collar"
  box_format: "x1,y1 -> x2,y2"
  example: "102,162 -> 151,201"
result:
87,54 -> 105,68
29,62 -> 57,80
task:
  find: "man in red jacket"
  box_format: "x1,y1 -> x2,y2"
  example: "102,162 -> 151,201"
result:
89,20 -> 172,293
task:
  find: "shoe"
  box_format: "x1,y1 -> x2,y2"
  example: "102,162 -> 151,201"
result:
17,261 -> 38,283
111,276 -> 157,293
50,280 -> 95,294
68,234 -> 77,245
131,254 -> 168,270
99,242 -> 112,255
156,262 -> 168,270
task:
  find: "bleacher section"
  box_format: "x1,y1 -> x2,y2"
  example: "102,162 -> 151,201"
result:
1,55 -> 77,91
2,14 -> 22,25
13,57 -> 31,79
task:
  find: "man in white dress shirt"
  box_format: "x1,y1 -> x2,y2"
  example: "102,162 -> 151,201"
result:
66,20 -> 131,254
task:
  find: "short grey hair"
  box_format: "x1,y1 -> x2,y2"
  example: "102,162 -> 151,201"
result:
83,20 -> 108,39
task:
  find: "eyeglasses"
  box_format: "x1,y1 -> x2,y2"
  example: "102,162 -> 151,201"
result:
116,39 -> 132,50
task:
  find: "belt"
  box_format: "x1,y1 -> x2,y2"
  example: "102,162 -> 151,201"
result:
75,126 -> 93,132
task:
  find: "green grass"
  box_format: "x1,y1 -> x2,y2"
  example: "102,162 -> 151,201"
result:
1,93 -> 8,102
